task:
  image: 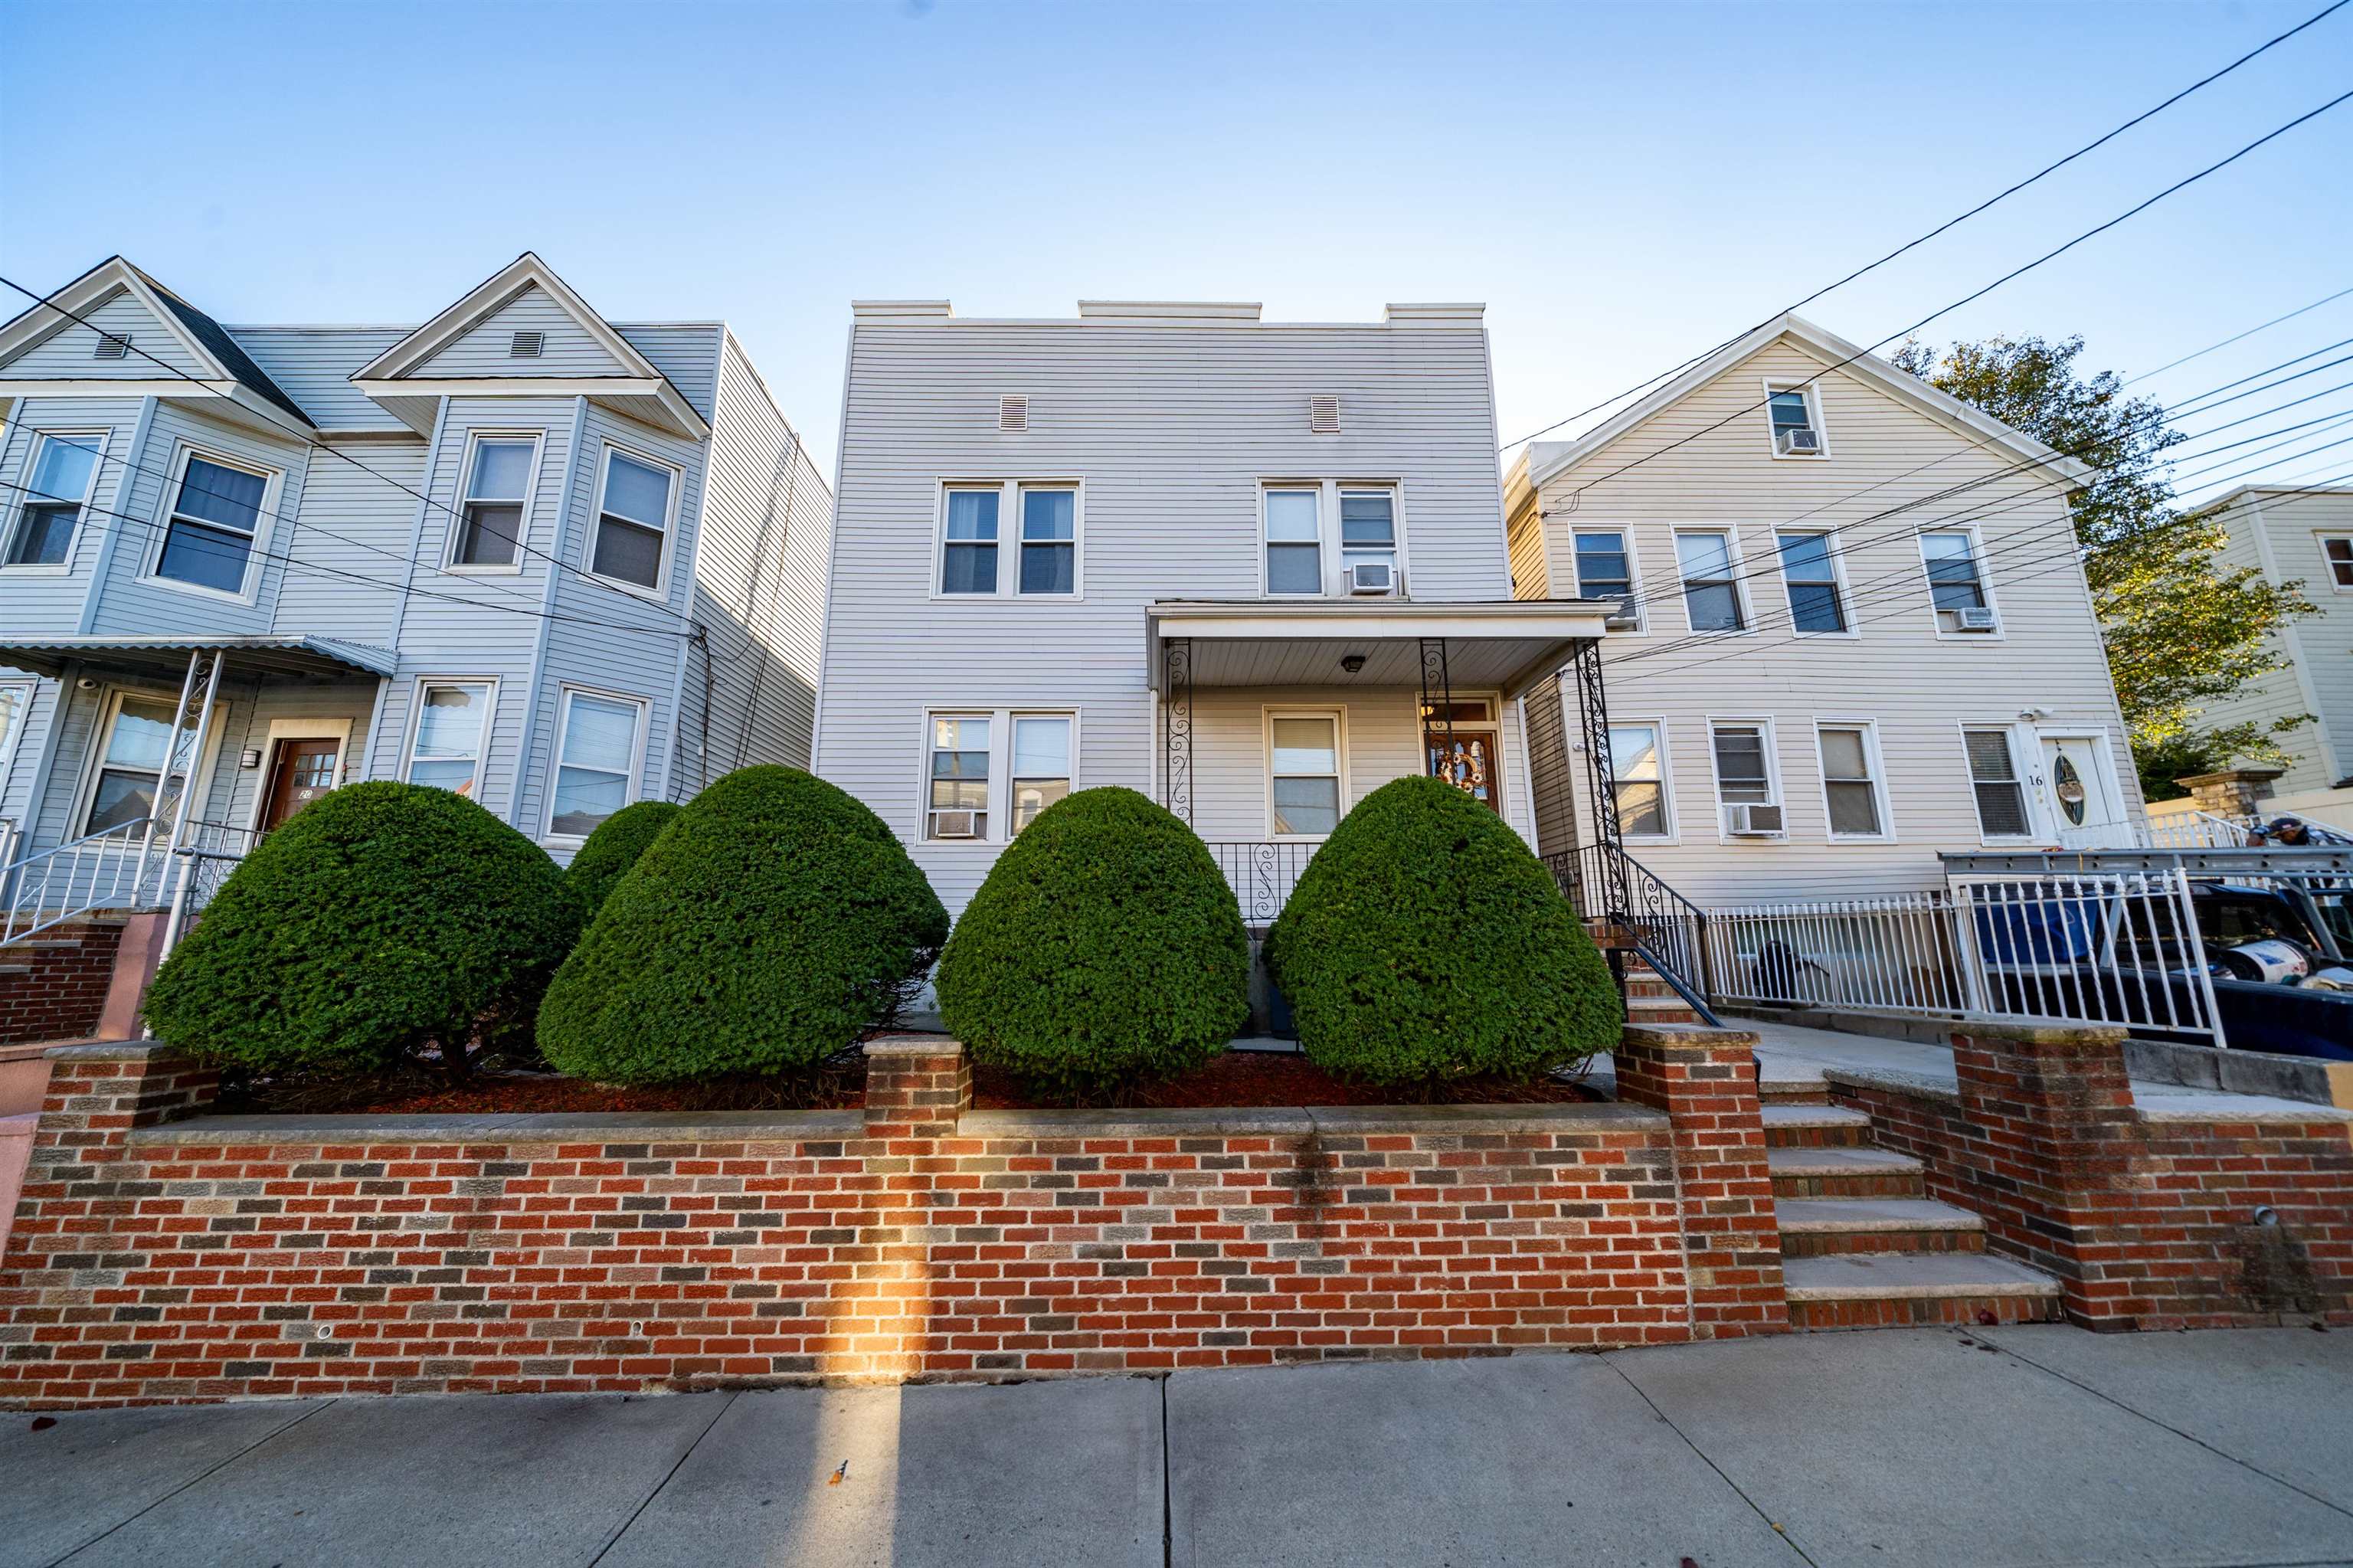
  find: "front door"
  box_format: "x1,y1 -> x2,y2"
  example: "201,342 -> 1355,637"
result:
261,737 -> 342,830
1428,728 -> 1504,813
2034,733 -> 2126,846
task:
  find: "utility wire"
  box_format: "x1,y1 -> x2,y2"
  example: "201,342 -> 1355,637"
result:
2128,282 -> 2353,382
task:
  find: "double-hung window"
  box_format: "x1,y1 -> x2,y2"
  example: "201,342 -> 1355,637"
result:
938,482 -> 1082,596
1923,531 -> 1993,630
1676,531 -> 1744,631
82,694 -> 200,835
1776,531 -> 1847,633
1339,488 -> 1399,591
548,690 -> 645,838
2322,535 -> 2353,590
1768,385 -> 1823,456
6,431 -> 103,568
591,447 -> 675,591
1265,489 -> 1323,595
0,682 -> 30,765
1572,530 -> 1636,622
406,681 -> 494,798
1710,722 -> 1779,833
1608,722 -> 1669,839
928,714 -> 993,838
941,488 -> 1000,594
1018,486 -> 1076,594
1963,728 -> 2031,839
923,709 -> 1075,840
1010,715 -> 1072,830
155,452 -> 270,595
1268,712 -> 1343,836
453,437 -> 536,568
1817,725 -> 1886,839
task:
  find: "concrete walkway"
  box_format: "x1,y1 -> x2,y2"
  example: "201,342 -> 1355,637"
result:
5,1324 -> 2351,1567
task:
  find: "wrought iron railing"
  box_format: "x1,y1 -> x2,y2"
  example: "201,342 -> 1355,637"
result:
1206,840 -> 1322,926
1541,842 -> 1713,1008
2,816 -> 259,948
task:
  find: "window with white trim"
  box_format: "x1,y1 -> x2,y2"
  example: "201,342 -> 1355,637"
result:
2322,535 -> 2353,590
1923,531 -> 1994,630
1676,530 -> 1744,631
927,713 -> 993,838
1017,486 -> 1076,594
590,447 -> 674,591
406,681 -> 494,799
1710,722 -> 1779,834
0,682 -> 30,775
1264,489 -> 1322,595
82,695 -> 201,834
1608,722 -> 1669,838
920,709 -> 1077,840
1339,488 -> 1399,591
155,452 -> 270,594
453,436 -> 536,568
1817,724 -> 1886,839
1268,713 -> 1342,836
1963,728 -> 2031,838
1572,529 -> 1636,623
1777,531 -> 1847,633
548,690 -> 645,838
940,487 -> 1000,594
6,432 -> 103,568
1010,715 -> 1072,830
1767,385 -> 1823,456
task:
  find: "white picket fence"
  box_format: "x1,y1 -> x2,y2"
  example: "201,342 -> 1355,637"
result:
1703,870 -> 2221,1043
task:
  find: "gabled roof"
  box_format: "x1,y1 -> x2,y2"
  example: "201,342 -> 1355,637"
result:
2188,482 -> 2353,519
350,253 -> 708,439
0,256 -> 315,429
1522,314 -> 2096,493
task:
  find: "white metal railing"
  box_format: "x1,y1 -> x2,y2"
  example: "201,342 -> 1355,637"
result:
0,815 -> 260,948
2139,810 -> 2255,849
1704,870 -> 2221,1043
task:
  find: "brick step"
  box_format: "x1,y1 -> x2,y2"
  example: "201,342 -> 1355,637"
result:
1782,1253 -> 2065,1331
1775,1196 -> 1986,1256
1768,1145 -> 1926,1200
1625,997 -> 1703,1025
1759,1081 -> 1830,1107
1761,1105 -> 1874,1148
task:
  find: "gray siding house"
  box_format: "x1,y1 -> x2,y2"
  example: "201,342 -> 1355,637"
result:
0,254 -> 828,948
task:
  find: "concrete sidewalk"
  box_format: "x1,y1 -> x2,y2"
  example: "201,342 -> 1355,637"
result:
5,1325 -> 2350,1567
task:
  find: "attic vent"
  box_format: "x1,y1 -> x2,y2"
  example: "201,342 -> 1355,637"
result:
998,394 -> 1029,432
509,330 -> 545,358
1309,394 -> 1340,434
93,333 -> 132,360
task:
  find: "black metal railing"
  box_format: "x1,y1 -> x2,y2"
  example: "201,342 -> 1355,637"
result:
1543,841 -> 1716,1016
1206,840 -> 1322,926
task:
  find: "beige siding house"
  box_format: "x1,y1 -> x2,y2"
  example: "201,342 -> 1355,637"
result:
1504,316 -> 2137,906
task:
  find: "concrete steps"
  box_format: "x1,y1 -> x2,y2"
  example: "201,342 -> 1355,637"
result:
1762,1105 -> 1873,1148
1782,1253 -> 2064,1329
1775,1197 -> 1987,1257
1767,1145 -> 1926,1200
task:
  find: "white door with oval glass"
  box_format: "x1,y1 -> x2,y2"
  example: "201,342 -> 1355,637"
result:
2032,733 -> 2129,847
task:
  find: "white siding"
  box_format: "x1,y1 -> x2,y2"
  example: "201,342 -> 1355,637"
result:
0,396 -> 148,633
227,328 -> 410,431
411,286 -> 631,379
0,287 -> 210,379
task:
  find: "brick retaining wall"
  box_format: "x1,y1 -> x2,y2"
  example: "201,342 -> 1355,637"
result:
0,921 -> 123,1047
1826,1025 -> 2353,1331
0,1028 -> 1782,1407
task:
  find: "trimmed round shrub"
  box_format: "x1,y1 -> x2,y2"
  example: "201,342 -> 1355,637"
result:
142,781 -> 578,1079
536,766 -> 947,1083
565,800 -> 682,921
1265,775 -> 1618,1085
936,787 -> 1250,1094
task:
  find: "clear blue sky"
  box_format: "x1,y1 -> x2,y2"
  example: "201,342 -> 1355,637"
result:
4,1 -> 2348,493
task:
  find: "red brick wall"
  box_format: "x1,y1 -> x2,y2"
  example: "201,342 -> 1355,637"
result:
1828,1026 -> 2353,1331
0,922 -> 124,1046
0,1032 -> 1781,1407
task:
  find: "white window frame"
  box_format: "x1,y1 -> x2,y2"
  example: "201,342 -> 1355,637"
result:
1813,719 -> 1895,843
2317,532 -> 2353,594
1775,528 -> 1857,639
3,428 -> 108,577
0,679 -> 33,768
1762,378 -> 1829,460
585,440 -> 683,601
1959,723 -> 2037,846
1920,525 -> 2004,640
401,676 -> 500,804
1335,483 -> 1404,595
1605,716 -> 1676,845
928,479 -> 1086,600
1258,480 -> 1410,600
68,685 -> 228,839
139,442 -> 282,604
1672,525 -> 1752,636
1707,715 -> 1784,842
542,685 -> 650,845
915,705 -> 1081,843
1569,525 -> 1645,633
1262,706 -> 1349,840
444,429 -> 545,576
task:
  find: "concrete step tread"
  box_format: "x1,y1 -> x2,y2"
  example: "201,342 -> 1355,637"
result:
1776,1197 -> 1985,1234
1761,1105 -> 1874,1130
1766,1146 -> 1925,1179
1782,1252 -> 2063,1301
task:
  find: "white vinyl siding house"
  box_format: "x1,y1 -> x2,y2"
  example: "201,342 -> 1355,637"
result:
1504,315 -> 2138,905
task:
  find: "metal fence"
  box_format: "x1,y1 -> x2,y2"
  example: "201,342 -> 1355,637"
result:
1205,841 -> 1322,926
1703,869 -> 2221,1042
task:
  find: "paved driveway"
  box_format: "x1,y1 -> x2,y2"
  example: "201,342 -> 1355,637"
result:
5,1324 -> 2350,1567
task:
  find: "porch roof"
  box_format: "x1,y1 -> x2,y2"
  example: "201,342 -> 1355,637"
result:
1145,598 -> 1613,698
0,633 -> 398,683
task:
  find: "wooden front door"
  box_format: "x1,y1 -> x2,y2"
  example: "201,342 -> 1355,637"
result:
1428,728 -> 1504,812
261,738 -> 342,830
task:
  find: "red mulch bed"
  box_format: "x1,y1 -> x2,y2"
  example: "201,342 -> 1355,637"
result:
227,1042 -> 1604,1116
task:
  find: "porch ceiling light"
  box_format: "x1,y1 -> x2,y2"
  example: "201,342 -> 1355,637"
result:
1340,653 -> 1367,674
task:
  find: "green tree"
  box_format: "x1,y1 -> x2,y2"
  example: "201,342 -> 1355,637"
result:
1891,334 -> 2311,776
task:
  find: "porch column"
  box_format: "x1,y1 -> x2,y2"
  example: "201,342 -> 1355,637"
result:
1162,637 -> 1193,826
158,651 -> 227,955
1569,639 -> 1629,921
1418,637 -> 1455,782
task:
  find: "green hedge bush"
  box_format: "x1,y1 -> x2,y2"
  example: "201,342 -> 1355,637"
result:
1265,775 -> 1618,1085
935,787 -> 1249,1094
537,766 -> 947,1083
565,800 -> 682,921
142,781 -> 578,1079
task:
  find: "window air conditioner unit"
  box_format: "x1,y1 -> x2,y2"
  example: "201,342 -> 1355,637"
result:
1954,606 -> 1999,632
1776,428 -> 1822,455
1347,561 -> 1396,595
1604,596 -> 1641,630
932,810 -> 979,839
1726,803 -> 1785,836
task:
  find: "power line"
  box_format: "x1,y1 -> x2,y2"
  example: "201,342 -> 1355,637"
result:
2127,282 -> 2353,382
1497,0 -> 2353,452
